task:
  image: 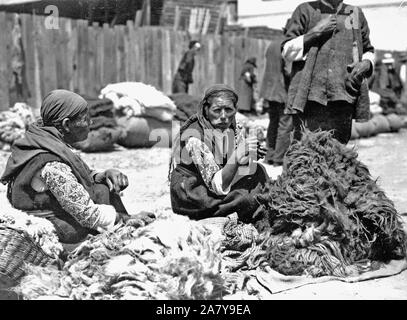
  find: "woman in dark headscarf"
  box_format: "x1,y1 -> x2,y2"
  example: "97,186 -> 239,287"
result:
169,84 -> 269,221
238,57 -> 258,114
1,90 -> 153,245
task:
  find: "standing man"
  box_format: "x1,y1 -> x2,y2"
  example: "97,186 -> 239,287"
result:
172,40 -> 201,94
238,57 -> 258,114
260,23 -> 293,167
282,0 -> 375,144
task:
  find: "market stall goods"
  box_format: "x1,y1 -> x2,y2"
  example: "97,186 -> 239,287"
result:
0,103 -> 35,149
227,129 -> 406,277
0,207 -> 63,283
16,214 -> 229,300
99,82 -> 176,122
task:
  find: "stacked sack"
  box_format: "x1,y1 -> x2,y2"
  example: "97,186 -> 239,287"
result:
72,96 -> 124,152
0,103 -> 35,149
99,82 -> 176,149
350,91 -> 406,140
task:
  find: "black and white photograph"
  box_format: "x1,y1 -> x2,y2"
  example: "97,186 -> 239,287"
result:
0,0 -> 406,303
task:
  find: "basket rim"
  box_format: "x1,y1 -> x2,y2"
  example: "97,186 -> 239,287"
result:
0,223 -> 55,260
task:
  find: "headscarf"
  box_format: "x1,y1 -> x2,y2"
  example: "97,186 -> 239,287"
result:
246,57 -> 257,68
1,90 -> 94,196
169,84 -> 239,179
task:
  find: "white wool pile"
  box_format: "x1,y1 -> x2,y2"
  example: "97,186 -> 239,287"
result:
0,206 -> 63,258
17,214 -> 230,300
99,82 -> 176,121
0,102 -> 35,146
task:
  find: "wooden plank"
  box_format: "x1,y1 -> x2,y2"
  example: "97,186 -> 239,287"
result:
32,13 -> 43,111
138,27 -> 147,83
202,9 -> 211,35
55,17 -> 68,90
94,22 -> 104,90
76,20 -> 88,95
206,35 -> 216,86
135,10 -> 142,27
87,22 -> 97,96
102,23 -> 115,86
161,29 -> 172,95
133,24 -> 143,82
215,3 -> 226,35
145,0 -> 151,26
126,20 -> 136,81
66,19 -> 78,93
0,12 -> 10,110
233,36 -> 243,91
173,5 -> 181,31
115,25 -> 126,83
20,14 -> 36,108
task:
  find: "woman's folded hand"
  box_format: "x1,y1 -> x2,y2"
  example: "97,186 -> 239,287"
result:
96,169 -> 129,193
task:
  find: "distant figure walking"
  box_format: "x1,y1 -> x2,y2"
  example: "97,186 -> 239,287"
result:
238,57 -> 257,114
172,41 -> 201,94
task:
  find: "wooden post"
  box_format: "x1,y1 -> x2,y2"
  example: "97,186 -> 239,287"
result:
145,0 -> 151,26
173,5 -> 181,31
202,9 -> 211,35
135,10 -> 142,27
0,12 -> 10,111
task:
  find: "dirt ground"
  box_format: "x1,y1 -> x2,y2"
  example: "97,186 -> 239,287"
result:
0,129 -> 406,300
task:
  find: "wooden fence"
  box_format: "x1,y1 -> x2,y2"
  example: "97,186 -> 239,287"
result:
0,12 -> 275,112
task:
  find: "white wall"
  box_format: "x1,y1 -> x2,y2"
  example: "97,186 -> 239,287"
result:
238,0 -> 407,51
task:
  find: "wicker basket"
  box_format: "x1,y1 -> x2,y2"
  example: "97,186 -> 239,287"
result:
0,224 -> 54,283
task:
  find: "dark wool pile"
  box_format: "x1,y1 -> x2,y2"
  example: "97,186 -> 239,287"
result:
255,129 -> 406,275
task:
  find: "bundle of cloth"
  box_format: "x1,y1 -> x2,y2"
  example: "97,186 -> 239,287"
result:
0,103 -> 35,149
72,96 -> 123,152
99,82 -> 176,122
220,130 -> 406,278
99,82 -> 176,149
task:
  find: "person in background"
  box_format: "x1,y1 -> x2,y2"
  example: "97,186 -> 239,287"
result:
169,84 -> 268,222
1,90 -> 154,246
238,57 -> 258,114
371,53 -> 404,114
259,21 -> 293,167
172,40 -> 201,94
282,0 -> 375,144
396,52 -> 407,109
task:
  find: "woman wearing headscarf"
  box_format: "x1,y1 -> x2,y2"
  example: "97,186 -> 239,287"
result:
1,90 -> 154,245
238,57 -> 258,114
169,84 -> 269,221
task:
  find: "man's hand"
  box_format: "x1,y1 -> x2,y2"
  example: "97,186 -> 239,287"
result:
349,60 -> 371,82
310,15 -> 337,36
95,169 -> 129,193
346,60 -> 371,94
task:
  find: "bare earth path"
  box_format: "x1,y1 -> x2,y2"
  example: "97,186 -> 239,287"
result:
0,129 -> 406,299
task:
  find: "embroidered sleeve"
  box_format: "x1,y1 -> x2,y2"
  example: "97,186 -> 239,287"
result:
41,162 -> 116,231
185,137 -> 221,191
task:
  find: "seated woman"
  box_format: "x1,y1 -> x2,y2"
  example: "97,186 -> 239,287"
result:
169,84 -> 269,221
1,90 -> 153,245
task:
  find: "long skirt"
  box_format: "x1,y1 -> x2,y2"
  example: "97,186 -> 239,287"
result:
170,163 -> 269,222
